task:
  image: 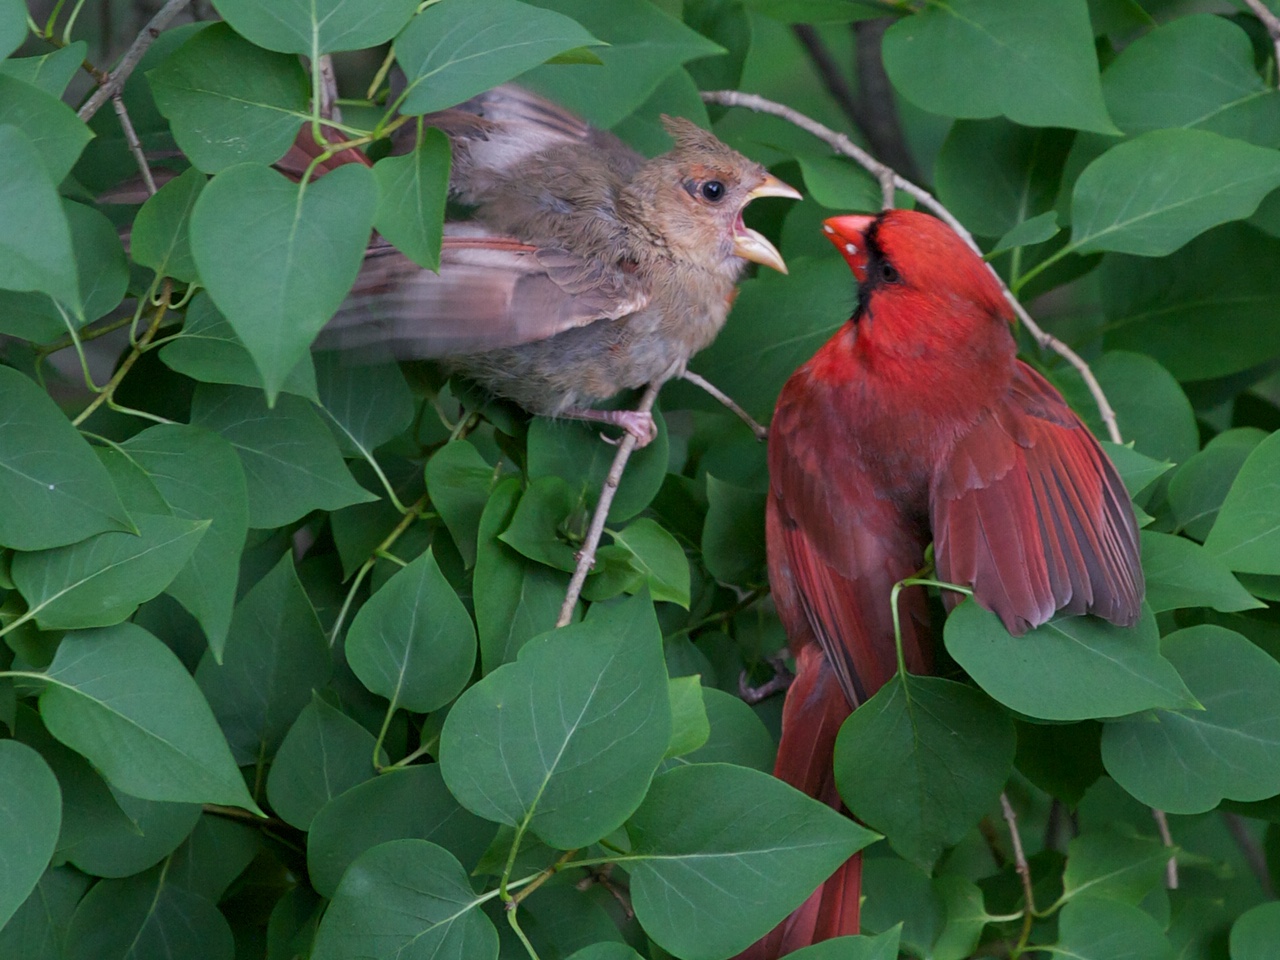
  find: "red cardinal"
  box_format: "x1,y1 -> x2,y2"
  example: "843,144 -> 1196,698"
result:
741,209 -> 1143,957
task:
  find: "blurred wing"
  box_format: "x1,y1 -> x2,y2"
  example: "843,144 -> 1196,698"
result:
931,361 -> 1144,635
319,226 -> 650,358
767,381 -> 932,709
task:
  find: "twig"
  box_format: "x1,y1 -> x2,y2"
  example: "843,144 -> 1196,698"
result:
72,282 -> 171,426
317,54 -> 341,121
111,95 -> 157,196
1222,811 -> 1274,897
701,90 -> 1123,444
1244,0 -> 1280,83
78,0 -> 191,121
681,370 -> 767,440
1000,792 -> 1036,947
1151,808 -> 1179,889
555,382 -> 662,627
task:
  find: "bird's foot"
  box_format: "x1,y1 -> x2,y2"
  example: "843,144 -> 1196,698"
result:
739,655 -> 795,704
567,408 -> 658,448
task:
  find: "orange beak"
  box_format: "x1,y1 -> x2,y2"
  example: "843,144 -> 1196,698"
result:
822,214 -> 876,283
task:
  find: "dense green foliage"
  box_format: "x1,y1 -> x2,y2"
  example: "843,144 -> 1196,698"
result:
3,0 -> 1280,957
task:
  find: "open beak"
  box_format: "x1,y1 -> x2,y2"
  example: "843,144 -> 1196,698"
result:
822,214 -> 876,282
732,173 -> 802,274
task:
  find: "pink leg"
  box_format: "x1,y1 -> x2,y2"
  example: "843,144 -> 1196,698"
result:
565,407 -> 658,448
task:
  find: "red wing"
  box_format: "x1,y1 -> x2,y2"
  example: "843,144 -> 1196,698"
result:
767,386 -> 932,708
931,361 -> 1143,635
317,227 -> 650,359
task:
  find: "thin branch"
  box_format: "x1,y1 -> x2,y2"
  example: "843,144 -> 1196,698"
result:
111,95 -> 157,196
1000,792 -> 1036,949
1243,0 -> 1280,83
1152,808 -> 1179,889
681,370 -> 767,440
701,90 -> 1123,444
72,282 -> 171,426
78,0 -> 191,121
556,382 -> 662,627
1222,811 -> 1274,897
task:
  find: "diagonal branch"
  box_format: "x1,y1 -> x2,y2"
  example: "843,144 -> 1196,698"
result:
701,89 -> 1123,445
78,0 -> 192,122
1243,0 -> 1280,84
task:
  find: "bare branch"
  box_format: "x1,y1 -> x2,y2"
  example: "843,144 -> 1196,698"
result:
1243,0 -> 1280,84
111,95 -> 157,196
1152,808 -> 1179,889
681,369 -> 767,440
701,90 -> 1123,444
1222,811 -> 1274,897
78,0 -> 192,122
556,381 -> 663,627
1001,792 -> 1036,950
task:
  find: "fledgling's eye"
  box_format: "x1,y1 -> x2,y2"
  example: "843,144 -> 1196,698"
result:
880,260 -> 900,284
700,180 -> 725,202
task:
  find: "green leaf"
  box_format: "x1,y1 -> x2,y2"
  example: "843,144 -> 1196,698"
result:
37,623 -> 258,810
860,858 -> 943,956
936,119 -> 1072,239
0,741 -> 60,930
882,0 -> 1116,134
498,474 -> 580,571
266,694 -> 379,830
1101,14 -> 1280,147
191,162 -> 378,399
1168,429 -> 1265,542
191,384 -> 376,529
307,764 -> 494,898
131,167 -> 205,283
1070,129 -> 1280,257
1078,352 -> 1199,467
216,0 -> 416,55
702,474 -> 765,585
1052,897 -> 1173,960
426,440 -> 500,568
195,552 -> 331,764
0,0 -> 26,59
346,548 -> 477,713
394,0 -> 602,115
1101,225 -> 1280,381
1232,901 -> 1280,960
473,478 -> 567,671
121,424 -> 249,660
767,930 -> 901,960
611,517 -> 691,608
0,75 -> 93,183
372,126 -> 450,270
311,840 -> 497,960
520,0 -> 722,128
147,23 -> 309,173
160,293 -> 319,399
168,815 -> 259,901
12,511 -> 208,631
1101,625 -> 1280,814
1015,719 -> 1103,807
0,125 -> 80,314
314,352 -> 414,460
796,153 -> 881,213
1061,828 -> 1171,906
566,946 -> 644,960
626,763 -> 877,960
991,212 -> 1061,255
0,866 -> 90,960
1204,429 -> 1280,574
834,675 -> 1015,868
65,864 -> 234,960
0,366 -> 131,550
932,875 -> 990,960
665,676 -> 710,759
527,413 -> 669,523
677,687 -> 776,771
1098,441 -> 1172,499
1141,531 -> 1262,614
945,601 -> 1196,721
0,41 -> 86,96
439,592 -> 671,848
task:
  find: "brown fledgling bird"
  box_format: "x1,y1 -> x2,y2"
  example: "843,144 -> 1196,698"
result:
319,86 -> 800,444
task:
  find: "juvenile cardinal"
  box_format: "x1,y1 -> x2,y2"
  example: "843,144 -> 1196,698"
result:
319,86 -> 800,444
741,209 -> 1143,957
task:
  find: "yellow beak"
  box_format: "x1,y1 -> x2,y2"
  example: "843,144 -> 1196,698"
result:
732,174 -> 802,274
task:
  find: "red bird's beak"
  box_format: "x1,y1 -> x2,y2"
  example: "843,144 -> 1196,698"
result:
822,214 -> 876,282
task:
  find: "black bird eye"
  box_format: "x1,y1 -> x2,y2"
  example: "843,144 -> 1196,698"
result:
700,180 -> 725,202
880,260 -> 900,284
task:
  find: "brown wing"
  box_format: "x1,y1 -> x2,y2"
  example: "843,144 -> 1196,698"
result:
317,226 -> 650,358
931,361 -> 1144,635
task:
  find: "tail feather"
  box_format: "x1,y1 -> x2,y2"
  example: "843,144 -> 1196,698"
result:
736,645 -> 862,959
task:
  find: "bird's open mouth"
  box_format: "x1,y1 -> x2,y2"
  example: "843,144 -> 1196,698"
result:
732,174 -> 801,274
